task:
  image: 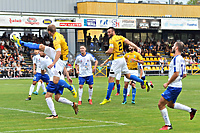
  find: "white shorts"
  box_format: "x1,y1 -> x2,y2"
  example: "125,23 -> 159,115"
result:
109,57 -> 129,78
116,72 -> 121,80
44,46 -> 67,78
124,70 -> 138,82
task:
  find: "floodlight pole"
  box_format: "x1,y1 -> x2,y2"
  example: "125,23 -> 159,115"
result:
116,0 -> 118,16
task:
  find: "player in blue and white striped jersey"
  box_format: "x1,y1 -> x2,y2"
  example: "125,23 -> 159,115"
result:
75,45 -> 98,105
158,42 -> 197,130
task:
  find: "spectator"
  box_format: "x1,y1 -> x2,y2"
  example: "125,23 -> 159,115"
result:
86,33 -> 92,51
16,63 -> 22,77
163,57 -> 168,67
93,35 -> 98,51
20,58 -> 26,67
189,56 -> 193,64
99,34 -> 103,50
185,56 -> 190,66
19,53 -> 24,61
152,48 -> 157,56
24,65 -> 32,77
13,53 -> 18,61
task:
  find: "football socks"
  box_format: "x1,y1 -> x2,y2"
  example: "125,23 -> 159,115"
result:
106,82 -> 115,100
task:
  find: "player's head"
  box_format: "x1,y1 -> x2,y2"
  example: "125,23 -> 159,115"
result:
128,45 -> 134,52
34,50 -> 39,55
39,51 -> 46,57
47,24 -> 56,36
172,41 -> 184,53
107,27 -> 115,38
80,45 -> 86,55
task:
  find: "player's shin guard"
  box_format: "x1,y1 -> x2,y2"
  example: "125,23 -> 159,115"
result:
129,75 -> 144,85
21,41 -> 40,49
123,88 -> 127,101
106,82 -> 115,100
132,87 -> 136,101
57,79 -> 73,91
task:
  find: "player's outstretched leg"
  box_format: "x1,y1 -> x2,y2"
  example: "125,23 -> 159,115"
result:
12,34 -> 40,49
56,96 -> 79,115
56,79 -> 77,98
128,74 -> 150,91
173,103 -> 197,120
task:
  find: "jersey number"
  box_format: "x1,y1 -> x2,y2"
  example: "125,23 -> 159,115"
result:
118,42 -> 122,51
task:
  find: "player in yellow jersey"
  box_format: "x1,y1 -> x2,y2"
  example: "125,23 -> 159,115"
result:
122,45 -> 148,104
100,27 -> 150,105
11,24 -> 77,100
100,54 -> 122,95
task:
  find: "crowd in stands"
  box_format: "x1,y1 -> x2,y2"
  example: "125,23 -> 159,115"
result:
0,32 -> 53,78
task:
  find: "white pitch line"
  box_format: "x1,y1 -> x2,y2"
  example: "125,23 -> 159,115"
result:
0,125 -> 115,133
0,107 -> 127,133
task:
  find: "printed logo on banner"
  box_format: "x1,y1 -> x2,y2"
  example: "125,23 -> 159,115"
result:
9,18 -> 22,24
187,23 -> 197,26
151,21 -> 159,27
25,17 -> 39,25
55,18 -> 75,22
84,19 -> 96,27
121,19 -> 135,28
59,23 -> 82,27
43,19 -> 52,25
100,19 -> 108,27
111,19 -> 119,27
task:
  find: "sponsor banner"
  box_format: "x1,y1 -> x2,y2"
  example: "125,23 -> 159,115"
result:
136,19 -> 161,29
96,19 -> 120,28
54,18 -> 76,22
119,19 -> 136,29
0,16 -> 23,26
161,18 -> 198,30
23,16 -> 40,26
59,22 -> 82,27
84,19 -> 96,27
198,19 -> 200,30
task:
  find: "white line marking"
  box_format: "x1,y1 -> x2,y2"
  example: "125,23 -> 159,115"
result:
0,125 -> 116,133
0,107 -> 127,133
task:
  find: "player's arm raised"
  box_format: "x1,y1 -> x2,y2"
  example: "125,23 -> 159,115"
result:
100,58 -> 110,67
124,39 -> 141,53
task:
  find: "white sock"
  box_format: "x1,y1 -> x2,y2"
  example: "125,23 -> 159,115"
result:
58,97 -> 73,106
36,82 -> 41,92
29,84 -> 35,95
127,84 -> 131,95
174,103 -> 191,112
88,88 -> 93,99
79,88 -> 83,101
45,97 -> 56,116
160,108 -> 171,125
41,82 -> 47,92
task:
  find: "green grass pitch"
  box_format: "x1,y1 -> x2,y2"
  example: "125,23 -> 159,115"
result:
0,75 -> 199,133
